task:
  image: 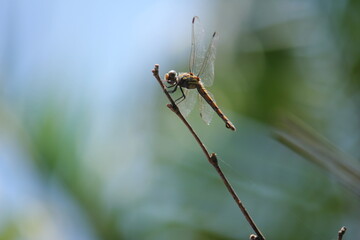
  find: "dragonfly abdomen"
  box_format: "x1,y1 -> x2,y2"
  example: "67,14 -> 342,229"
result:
197,85 -> 236,131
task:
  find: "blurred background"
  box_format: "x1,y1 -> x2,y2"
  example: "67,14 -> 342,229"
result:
0,0 -> 359,239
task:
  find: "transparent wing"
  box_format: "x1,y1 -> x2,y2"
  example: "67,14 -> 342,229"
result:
189,16 -> 206,75
178,88 -> 197,117
199,91 -> 215,125
198,32 -> 219,87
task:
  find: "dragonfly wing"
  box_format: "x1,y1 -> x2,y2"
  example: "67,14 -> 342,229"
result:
189,16 -> 206,75
178,88 -> 197,117
198,32 -> 219,87
199,91 -> 215,125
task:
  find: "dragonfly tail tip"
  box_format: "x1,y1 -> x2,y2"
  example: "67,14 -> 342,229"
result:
226,123 -> 236,131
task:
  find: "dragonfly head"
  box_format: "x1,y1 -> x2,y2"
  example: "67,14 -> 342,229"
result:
165,70 -> 178,85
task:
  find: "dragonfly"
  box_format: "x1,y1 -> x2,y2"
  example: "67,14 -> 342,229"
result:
165,16 -> 236,131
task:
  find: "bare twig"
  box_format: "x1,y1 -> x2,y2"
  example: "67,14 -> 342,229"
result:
338,226 -> 347,240
152,64 -> 265,240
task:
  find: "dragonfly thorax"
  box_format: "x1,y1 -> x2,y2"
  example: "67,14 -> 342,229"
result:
178,72 -> 201,89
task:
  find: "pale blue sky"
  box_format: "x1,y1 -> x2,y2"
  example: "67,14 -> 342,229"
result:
0,1 -> 218,239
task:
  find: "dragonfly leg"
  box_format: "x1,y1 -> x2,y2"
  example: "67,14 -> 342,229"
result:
166,84 -> 176,89
166,84 -> 178,94
174,86 -> 186,104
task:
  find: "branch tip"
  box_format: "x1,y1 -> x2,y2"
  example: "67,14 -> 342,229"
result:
249,234 -> 259,240
167,103 -> 179,113
338,226 -> 347,240
152,64 -> 160,75
209,153 -> 218,166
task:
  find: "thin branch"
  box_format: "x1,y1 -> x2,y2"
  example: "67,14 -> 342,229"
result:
152,64 -> 265,240
274,116 -> 360,197
338,226 -> 347,240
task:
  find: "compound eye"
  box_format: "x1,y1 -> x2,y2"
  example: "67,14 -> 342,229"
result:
168,70 -> 177,78
166,70 -> 177,84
